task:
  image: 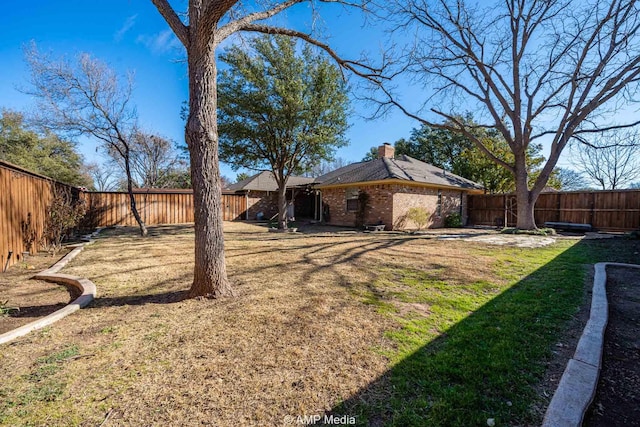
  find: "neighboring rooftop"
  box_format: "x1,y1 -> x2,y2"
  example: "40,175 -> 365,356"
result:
315,144 -> 484,191
227,171 -> 315,192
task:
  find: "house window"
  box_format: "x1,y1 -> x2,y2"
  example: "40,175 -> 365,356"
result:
346,187 -> 359,212
436,190 -> 442,217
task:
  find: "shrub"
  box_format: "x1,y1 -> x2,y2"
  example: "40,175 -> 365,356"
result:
625,230 -> 640,240
406,207 -> 430,231
444,212 -> 463,228
500,227 -> 556,236
42,188 -> 87,254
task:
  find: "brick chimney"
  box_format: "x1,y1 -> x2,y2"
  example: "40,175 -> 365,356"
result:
377,143 -> 395,159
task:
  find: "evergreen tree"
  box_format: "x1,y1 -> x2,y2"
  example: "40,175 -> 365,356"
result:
218,35 -> 349,229
0,109 -> 90,186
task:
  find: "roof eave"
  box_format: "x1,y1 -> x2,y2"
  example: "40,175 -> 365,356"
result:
314,178 -> 484,192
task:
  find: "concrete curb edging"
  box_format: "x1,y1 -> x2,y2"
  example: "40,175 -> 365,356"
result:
0,229 -> 102,345
542,262 -> 640,427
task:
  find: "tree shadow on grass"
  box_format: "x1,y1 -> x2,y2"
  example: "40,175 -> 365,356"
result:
5,302 -> 68,319
327,238 -> 638,427
89,290 -> 189,308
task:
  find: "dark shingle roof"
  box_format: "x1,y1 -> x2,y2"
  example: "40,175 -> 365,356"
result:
227,171 -> 315,192
314,155 -> 483,190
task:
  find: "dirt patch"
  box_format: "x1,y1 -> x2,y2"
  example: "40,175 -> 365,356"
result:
0,250 -> 76,334
584,266 -> 640,426
460,234 -> 556,248
393,301 -> 431,317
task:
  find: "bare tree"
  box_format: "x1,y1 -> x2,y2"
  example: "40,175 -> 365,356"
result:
373,0 -> 640,229
150,0 -> 378,298
86,162 -> 119,191
571,131 -> 640,190
309,157 -> 350,177
220,175 -> 232,189
126,131 -> 180,188
25,48 -> 148,236
553,168 -> 590,191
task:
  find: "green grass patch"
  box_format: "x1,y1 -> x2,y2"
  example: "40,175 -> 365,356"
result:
1,345 -> 80,424
336,238 -> 636,426
99,325 -> 116,334
36,345 -> 79,365
0,300 -> 19,317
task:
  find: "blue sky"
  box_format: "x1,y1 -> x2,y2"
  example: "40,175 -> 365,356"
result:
0,0 -> 418,180
4,1 -> 633,184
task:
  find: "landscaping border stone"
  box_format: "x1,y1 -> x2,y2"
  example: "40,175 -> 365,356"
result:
542,262 -> 640,427
0,229 -> 102,345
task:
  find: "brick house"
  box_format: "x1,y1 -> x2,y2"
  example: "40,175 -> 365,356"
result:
314,144 -> 484,230
226,171 -> 317,220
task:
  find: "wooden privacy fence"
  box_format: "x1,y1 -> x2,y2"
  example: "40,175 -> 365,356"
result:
0,161 -> 74,270
468,190 -> 640,231
1,160 -> 247,270
82,191 -> 246,228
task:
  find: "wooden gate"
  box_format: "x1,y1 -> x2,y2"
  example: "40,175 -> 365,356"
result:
505,195 -> 517,227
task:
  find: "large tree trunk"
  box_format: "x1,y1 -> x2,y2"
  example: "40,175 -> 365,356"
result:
514,153 -> 537,230
186,41 -> 233,298
124,155 -> 148,237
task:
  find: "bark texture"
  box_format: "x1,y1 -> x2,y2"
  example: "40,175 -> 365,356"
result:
186,40 -> 233,298
514,153 -> 537,229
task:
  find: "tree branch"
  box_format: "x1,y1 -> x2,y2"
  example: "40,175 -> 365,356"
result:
573,120 -> 640,137
150,0 -> 189,46
237,24 -> 383,81
217,0 -> 304,41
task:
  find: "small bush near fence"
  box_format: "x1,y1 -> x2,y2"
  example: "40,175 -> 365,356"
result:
444,212 -> 463,228
42,188 -> 87,254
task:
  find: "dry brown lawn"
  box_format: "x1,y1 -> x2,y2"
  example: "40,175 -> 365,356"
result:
0,223 -> 519,426
0,250 -> 75,334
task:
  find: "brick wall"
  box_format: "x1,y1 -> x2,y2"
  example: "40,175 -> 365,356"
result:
321,185 -> 393,228
247,191 -> 278,220
321,183 -> 467,230
321,187 -> 356,227
391,185 -> 464,229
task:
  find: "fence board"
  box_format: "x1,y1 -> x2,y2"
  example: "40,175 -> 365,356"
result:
468,190 -> 640,231
82,191 -> 246,227
0,162 -> 59,270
